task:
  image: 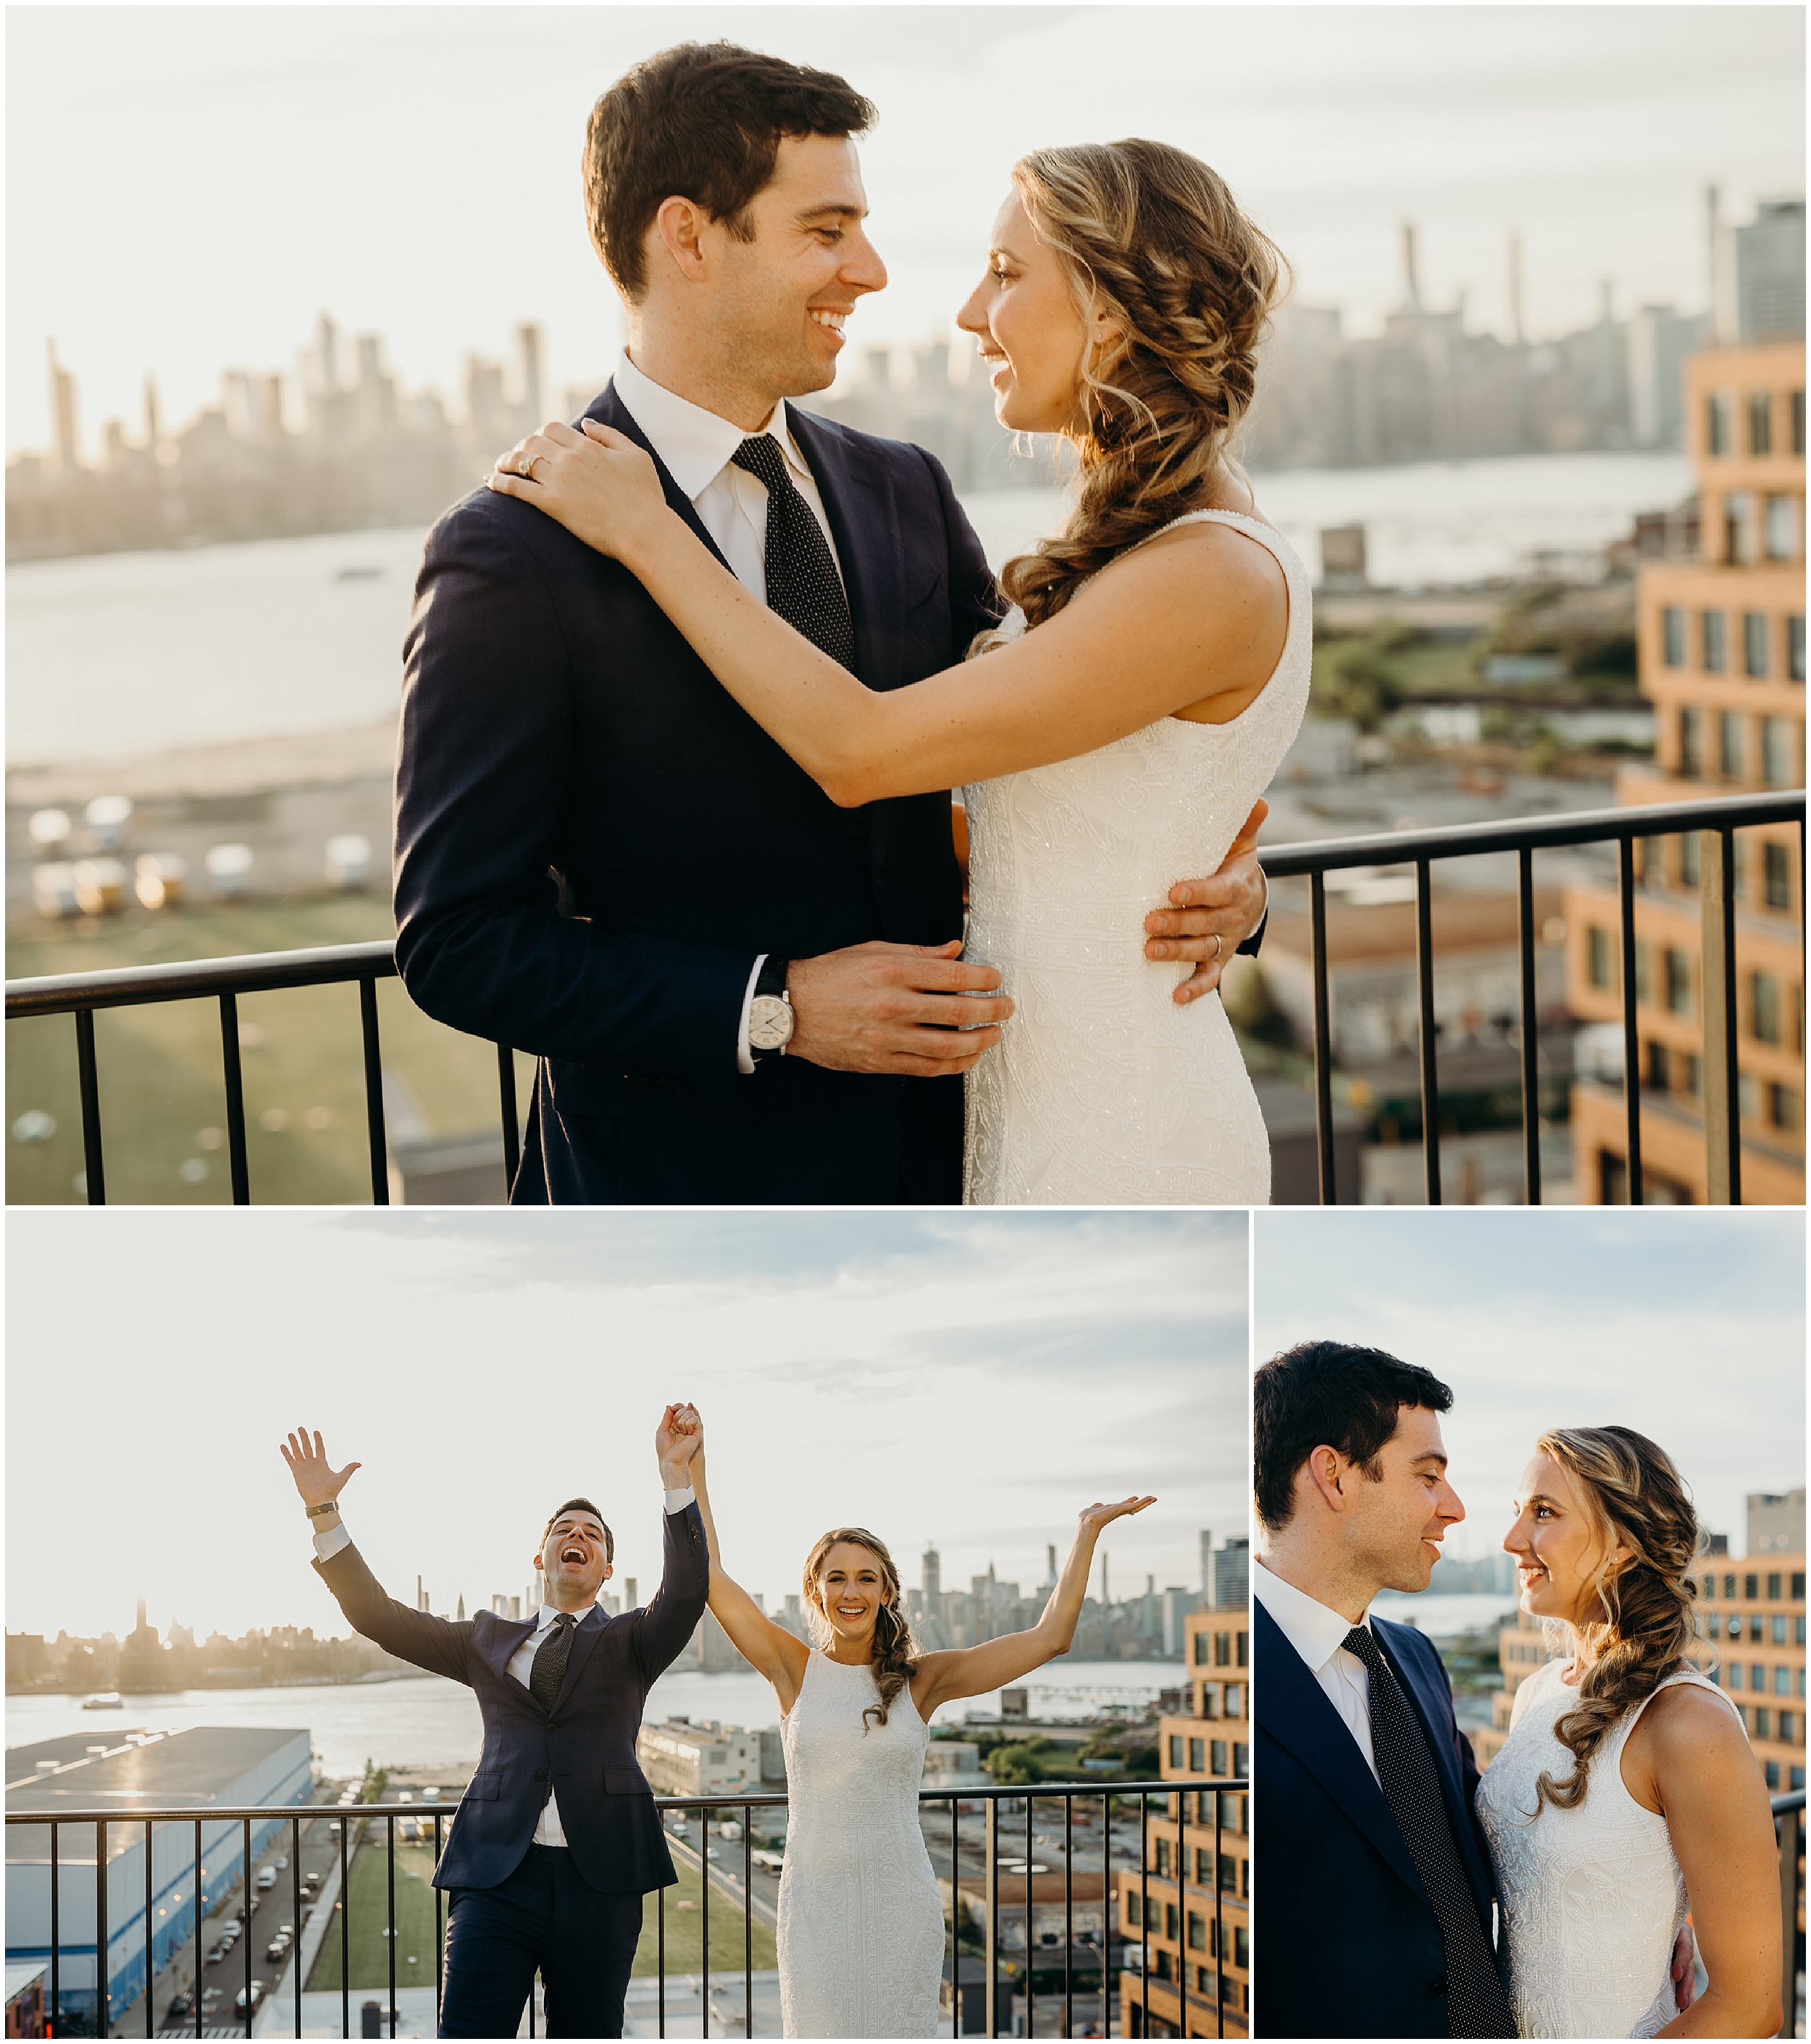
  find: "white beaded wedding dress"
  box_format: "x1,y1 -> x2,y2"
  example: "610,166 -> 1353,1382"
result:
776,1649 -> 945,2038
961,510 -> 1312,1205
1476,1656 -> 1740,2038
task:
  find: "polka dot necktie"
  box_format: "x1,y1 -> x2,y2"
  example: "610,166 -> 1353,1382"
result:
730,435 -> 857,673
1343,1625 -> 1515,2038
529,1612 -> 578,1724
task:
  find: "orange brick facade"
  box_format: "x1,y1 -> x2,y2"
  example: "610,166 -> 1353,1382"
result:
1563,341 -> 1805,1202
1119,1608 -> 1250,2037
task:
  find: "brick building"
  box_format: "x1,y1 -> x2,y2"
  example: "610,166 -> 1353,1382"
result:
1564,338 -> 1805,1201
1119,1607 -> 1249,2037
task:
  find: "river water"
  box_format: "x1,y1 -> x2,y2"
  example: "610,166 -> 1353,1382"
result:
1368,1591 -> 1521,1638
6,451 -> 1690,768
5,1659 -> 1186,1780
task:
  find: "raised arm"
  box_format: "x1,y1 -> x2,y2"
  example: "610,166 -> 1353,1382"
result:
487,424 -> 1285,808
672,1415 -> 810,1712
283,1426 -> 473,1685
909,1496 -> 1155,1722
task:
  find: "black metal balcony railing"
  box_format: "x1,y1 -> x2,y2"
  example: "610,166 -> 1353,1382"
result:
7,791 -> 1802,1207
4,1779 -> 1248,2041
1778,1789 -> 1806,2044
1258,788 -> 1805,1205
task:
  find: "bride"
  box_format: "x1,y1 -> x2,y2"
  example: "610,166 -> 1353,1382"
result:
1478,1426 -> 1781,2038
490,139 -> 1310,1205
668,1404 -> 1151,2038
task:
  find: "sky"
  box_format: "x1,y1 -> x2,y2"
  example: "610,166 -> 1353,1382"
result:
1252,1209 -> 1805,1564
7,4 -> 1803,456
6,1207 -> 1249,1642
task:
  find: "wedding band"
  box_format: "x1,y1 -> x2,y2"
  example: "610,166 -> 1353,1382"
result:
1211,932 -> 1224,960
520,455 -> 544,479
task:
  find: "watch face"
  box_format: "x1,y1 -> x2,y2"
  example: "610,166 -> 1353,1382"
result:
748,995 -> 795,1053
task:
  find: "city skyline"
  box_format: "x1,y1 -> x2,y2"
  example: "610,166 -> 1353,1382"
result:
1252,1209 -> 1804,1562
7,5 -> 1802,455
6,1210 -> 1247,1639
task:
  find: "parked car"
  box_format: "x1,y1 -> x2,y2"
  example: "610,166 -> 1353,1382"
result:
167,1993 -> 194,2019
256,1865 -> 277,1890
206,1944 -> 227,1967
265,1935 -> 291,1962
234,1984 -> 264,2016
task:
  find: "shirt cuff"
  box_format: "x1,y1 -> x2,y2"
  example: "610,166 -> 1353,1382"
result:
313,1518 -> 352,1562
735,954 -> 766,1076
663,1486 -> 696,1513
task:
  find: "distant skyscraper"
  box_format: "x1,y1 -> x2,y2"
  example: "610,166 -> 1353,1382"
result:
517,322 -> 545,422
921,1546 -> 940,1601
1736,199 -> 1807,343
1749,1488 -> 1807,1555
1199,1528 -> 1213,1595
46,342 -> 79,472
1216,1536 -> 1250,1611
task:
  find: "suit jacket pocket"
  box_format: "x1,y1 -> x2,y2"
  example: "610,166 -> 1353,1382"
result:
466,1771 -> 501,1801
603,1767 -> 653,1796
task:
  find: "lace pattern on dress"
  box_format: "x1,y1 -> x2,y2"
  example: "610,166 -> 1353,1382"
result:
1475,1657 -> 1741,2039
775,1651 -> 945,2038
961,509 -> 1312,1205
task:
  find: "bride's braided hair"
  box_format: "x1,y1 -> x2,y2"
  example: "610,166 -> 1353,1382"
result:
801,1527 -> 919,1732
1530,1426 -> 1702,1814
989,140 -> 1288,640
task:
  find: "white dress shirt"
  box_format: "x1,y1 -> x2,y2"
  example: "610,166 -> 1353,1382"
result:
612,349 -> 847,1076
312,1486 -> 695,1846
1252,1554 -> 1380,1783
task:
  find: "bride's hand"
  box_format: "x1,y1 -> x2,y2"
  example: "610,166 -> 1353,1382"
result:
1078,1495 -> 1156,1533
486,419 -> 670,564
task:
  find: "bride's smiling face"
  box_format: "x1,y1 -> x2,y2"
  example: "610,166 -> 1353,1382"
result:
956,189 -> 1113,435
813,1541 -> 887,1653
1504,1451 -> 1629,1628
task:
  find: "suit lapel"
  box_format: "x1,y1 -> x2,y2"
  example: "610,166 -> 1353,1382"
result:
550,1604 -> 608,1715
585,384 -> 737,579
1255,1601 -> 1431,1909
787,406 -> 905,694
481,1614 -> 540,1690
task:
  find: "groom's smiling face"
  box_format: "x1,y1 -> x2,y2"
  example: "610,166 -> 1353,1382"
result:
698,132 -> 887,408
1348,1403 -> 1466,1594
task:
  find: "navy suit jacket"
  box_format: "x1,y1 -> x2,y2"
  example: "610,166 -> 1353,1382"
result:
393,383 -> 1003,1205
1254,1599 -> 1507,2038
313,1502 -> 708,1895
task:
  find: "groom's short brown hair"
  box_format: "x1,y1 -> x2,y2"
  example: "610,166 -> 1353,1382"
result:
1253,1341 -> 1452,1535
585,41 -> 877,301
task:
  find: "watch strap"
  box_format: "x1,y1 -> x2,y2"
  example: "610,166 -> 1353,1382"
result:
755,955 -> 790,1001
306,1501 -> 340,1518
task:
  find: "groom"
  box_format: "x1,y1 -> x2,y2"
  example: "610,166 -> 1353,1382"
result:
392,40 -> 1268,1205
280,1411 -> 708,2038
1252,1341 -> 1694,2038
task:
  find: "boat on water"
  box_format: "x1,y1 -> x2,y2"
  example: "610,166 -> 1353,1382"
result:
81,1692 -> 124,1710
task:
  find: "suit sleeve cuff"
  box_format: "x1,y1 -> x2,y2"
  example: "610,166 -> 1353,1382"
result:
313,1519 -> 352,1562
663,1486 -> 696,1513
735,955 -> 766,1076
1235,871 -> 1269,958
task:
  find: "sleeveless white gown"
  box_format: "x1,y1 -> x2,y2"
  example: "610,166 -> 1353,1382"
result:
776,1650 -> 945,2038
961,509 -> 1312,1205
1476,1658 -> 1741,2037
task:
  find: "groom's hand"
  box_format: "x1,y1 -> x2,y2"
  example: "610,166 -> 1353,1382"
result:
1145,797 -> 1270,1004
785,941 -> 1013,1076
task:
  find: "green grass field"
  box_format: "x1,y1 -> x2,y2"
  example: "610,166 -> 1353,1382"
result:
634,1850 -> 778,1978
6,895 -> 533,1204
309,1843 -> 441,1993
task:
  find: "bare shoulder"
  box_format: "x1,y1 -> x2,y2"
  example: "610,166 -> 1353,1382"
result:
1633,1680 -> 1752,1777
1123,512 -> 1288,601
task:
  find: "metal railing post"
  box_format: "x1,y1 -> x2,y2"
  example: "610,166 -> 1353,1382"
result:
496,1043 -> 522,1195
359,978 -> 390,1205
950,1797 -> 960,2041
218,992 -> 251,1203
146,1817 -> 155,2036
1414,857 -> 1442,1202
99,1817 -> 109,2037
292,1813 -> 302,2040
1516,845 -> 1542,1205
657,1868 -> 666,2038
241,1816 -> 253,2039
1778,1798 -> 1802,2041
74,1008 -> 106,1203
984,1796 -> 998,2038
339,1807 -> 350,2043
387,1812 -> 397,2039
1618,834 -> 1645,1202
50,1822 -> 60,2035
1700,827 -> 1743,1203
699,1806 -> 709,2037
194,1817 -> 203,2042
743,1800 -> 753,2044
1309,871 -> 1336,1202
1063,1792 -> 1074,2043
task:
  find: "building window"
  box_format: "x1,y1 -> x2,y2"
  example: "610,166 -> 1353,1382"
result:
1236,1631 -> 1247,1669
1774,1612 -> 1790,1641
1776,1666 -> 1792,1696
1189,1738 -> 1206,1773
1678,707 -> 1703,776
1648,1042 -> 1671,1091
1192,1630 -> 1210,1665
1794,1577 -> 1806,1603
1724,1572 -> 1738,1600
1707,1611 -> 1723,1638
1155,1837 -> 1171,1878
1210,1739 -> 1227,1776
1731,1612 -> 1746,1641
1751,972 -> 1782,1044
1793,389 -> 1807,455
1202,1685 -> 1219,1720
1769,1573 -> 1783,1601
1764,841 -> 1792,910
1748,390 -> 1774,456
1707,391 -> 1733,456
1661,606 -> 1686,666
1678,831 -> 1700,887
1234,1743 -> 1248,1777
1765,494 -> 1799,561
1743,612 -> 1770,679
1746,1573 -> 1759,1600
1767,1760 -> 1782,1790
1768,1084 -> 1802,1134
1234,1927 -> 1249,1971
1634,939 -> 1652,1004
1731,1663 -> 1745,1688
1757,1708 -> 1773,1739
1791,616 -> 1807,683
1218,1853 -> 1237,1893
1187,1911 -> 1207,1953
1760,716 -> 1794,786
1753,1664 -> 1766,1690
1700,611 -> 1726,673
1718,714 -> 1744,779
1213,1633 -> 1231,1667
1168,1735 -> 1183,1768
1586,926 -> 1611,988
1664,947 -> 1692,1015
1224,1684 -> 1244,1719
1683,1052 -> 1702,1097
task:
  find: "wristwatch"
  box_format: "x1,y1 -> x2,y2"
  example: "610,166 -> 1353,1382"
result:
748,955 -> 795,1063
306,1501 -> 340,1519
